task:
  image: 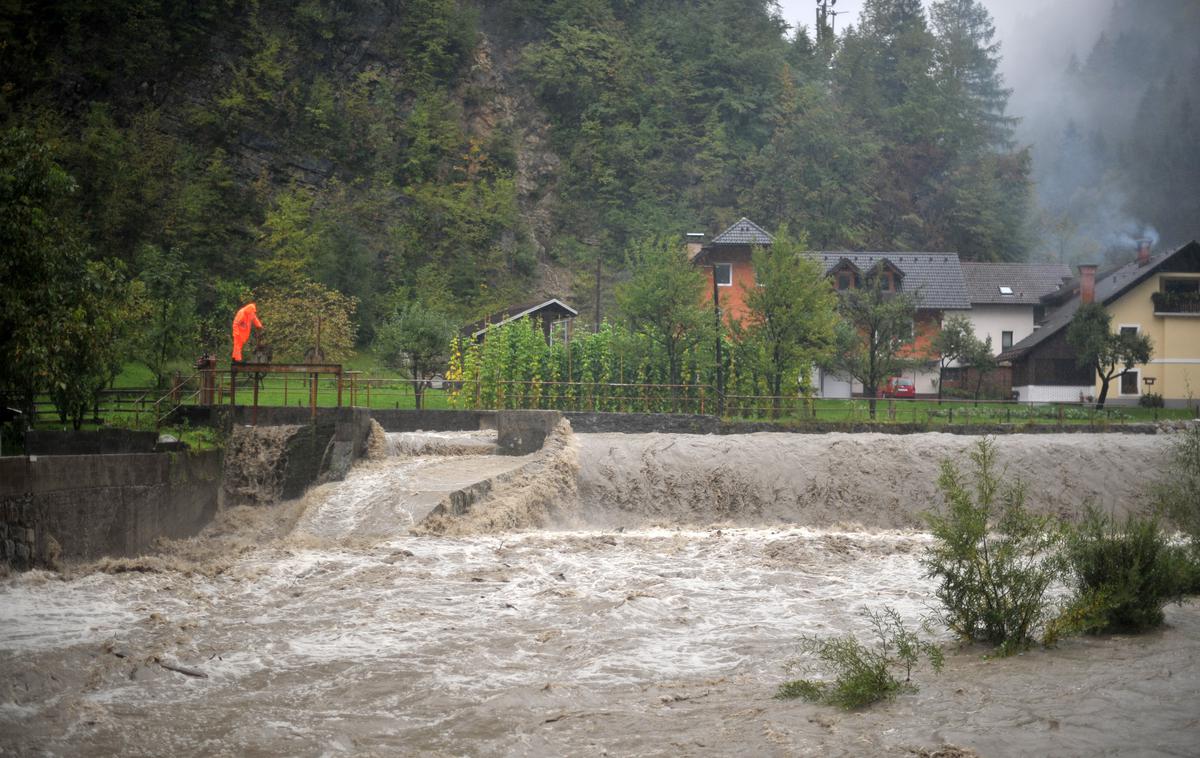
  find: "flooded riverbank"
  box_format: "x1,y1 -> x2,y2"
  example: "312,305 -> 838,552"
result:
1,429 -> 1195,756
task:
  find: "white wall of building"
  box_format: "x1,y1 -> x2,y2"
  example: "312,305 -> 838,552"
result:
814,368 -> 940,397
1011,385 -> 1094,403
963,304 -> 1036,355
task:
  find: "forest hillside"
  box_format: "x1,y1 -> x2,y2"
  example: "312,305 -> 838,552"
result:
2,0 -> 1194,343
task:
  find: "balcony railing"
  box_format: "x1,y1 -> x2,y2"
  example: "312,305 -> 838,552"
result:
1151,290 -> 1200,314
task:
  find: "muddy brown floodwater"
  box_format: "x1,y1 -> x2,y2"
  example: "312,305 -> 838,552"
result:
1,428 -> 1197,757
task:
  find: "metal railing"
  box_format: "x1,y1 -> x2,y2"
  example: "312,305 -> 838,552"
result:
7,375 -> 1184,429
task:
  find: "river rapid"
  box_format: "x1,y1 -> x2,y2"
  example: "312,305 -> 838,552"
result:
1,429 -> 1197,756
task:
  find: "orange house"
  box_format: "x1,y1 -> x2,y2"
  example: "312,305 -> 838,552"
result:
686,217 -> 772,323
689,218 -> 973,397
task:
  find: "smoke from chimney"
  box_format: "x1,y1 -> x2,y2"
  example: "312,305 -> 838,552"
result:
1079,264 -> 1097,304
1137,239 -> 1152,266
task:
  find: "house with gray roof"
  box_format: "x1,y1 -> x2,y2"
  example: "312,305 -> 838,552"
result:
691,218 -> 974,398
960,262 -> 1072,355
996,241 -> 1200,405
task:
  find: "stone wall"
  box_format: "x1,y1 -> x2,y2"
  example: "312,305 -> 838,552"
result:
0,451 -> 222,569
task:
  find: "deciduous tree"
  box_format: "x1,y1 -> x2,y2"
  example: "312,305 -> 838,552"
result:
740,227 -> 838,415
256,279 -> 358,363
825,265 -> 920,419
1066,303 -> 1152,410
134,244 -> 198,388
930,313 -> 984,402
615,235 -> 711,389
375,304 -> 457,410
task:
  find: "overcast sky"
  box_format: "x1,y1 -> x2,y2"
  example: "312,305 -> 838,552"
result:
776,0 -> 865,38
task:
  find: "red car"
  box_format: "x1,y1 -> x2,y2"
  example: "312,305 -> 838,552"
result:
881,377 -> 916,398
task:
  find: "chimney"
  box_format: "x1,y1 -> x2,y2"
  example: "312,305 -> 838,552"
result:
1136,239 -> 1152,266
1079,264 -> 1097,304
685,232 -> 706,260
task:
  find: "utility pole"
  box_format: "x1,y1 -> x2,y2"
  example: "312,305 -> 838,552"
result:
815,0 -> 841,43
710,265 -> 724,416
594,253 -> 602,334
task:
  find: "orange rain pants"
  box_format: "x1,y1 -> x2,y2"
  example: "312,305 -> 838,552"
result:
231,303 -> 263,361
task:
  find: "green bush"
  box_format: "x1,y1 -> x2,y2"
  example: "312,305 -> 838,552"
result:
776,607 -> 943,710
1155,426 -> 1200,594
1139,392 -> 1164,408
922,438 -> 1065,656
1157,426 -> 1200,543
1057,507 -> 1189,634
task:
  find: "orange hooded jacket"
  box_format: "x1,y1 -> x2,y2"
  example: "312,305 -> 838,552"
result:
232,303 -> 263,361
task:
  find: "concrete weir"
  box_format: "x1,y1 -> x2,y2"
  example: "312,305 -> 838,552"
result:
0,408 -> 566,570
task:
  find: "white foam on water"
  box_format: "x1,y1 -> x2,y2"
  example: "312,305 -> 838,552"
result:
3,428 -> 1191,757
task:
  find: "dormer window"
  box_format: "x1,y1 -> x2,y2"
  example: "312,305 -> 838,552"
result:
999,286 -> 1014,296
830,258 -> 864,291
879,272 -> 895,292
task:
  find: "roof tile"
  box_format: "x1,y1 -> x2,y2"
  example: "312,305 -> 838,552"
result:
813,252 -> 971,310
711,217 -> 774,245
961,262 -> 1071,304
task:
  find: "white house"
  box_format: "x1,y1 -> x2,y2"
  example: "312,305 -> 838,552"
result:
960,262 -> 1072,354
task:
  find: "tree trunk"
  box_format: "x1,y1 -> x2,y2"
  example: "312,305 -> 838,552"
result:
770,371 -> 782,419
937,363 -> 944,404
1095,377 -> 1110,410
413,380 -> 424,411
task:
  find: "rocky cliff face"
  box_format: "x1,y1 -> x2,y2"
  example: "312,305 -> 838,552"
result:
460,36 -> 560,261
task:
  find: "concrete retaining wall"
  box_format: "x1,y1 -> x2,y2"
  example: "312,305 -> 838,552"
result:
566,412 -> 720,435
0,451 -> 222,568
24,429 -> 160,455
369,409 -> 496,432
221,407 -> 375,505
497,410 -> 562,454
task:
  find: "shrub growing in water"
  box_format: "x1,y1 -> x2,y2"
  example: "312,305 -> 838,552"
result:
776,607 -> 943,710
922,438 -> 1064,656
1155,425 -> 1200,593
1056,507 -> 1189,635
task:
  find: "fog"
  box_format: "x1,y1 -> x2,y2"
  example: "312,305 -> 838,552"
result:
776,0 -> 1199,260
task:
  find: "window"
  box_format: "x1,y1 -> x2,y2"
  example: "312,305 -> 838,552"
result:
1119,325 -> 1139,337
1121,370 -> 1139,395
999,285 -> 1014,296
879,272 -> 894,291
1001,331 -> 1013,350
1163,278 -> 1200,295
837,272 -> 853,290
714,263 -> 732,287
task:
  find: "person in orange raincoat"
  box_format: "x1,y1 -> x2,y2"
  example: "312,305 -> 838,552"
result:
231,302 -> 263,362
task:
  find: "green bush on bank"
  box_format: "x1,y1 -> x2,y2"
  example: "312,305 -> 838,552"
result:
777,607 -> 943,710
1052,508 -> 1190,636
922,438 -> 1065,656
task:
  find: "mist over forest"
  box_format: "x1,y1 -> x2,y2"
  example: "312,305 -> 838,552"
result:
2,0 -> 1198,341
1007,0 -> 1200,265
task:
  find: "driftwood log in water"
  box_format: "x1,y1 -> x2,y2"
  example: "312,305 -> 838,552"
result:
156,659 -> 208,679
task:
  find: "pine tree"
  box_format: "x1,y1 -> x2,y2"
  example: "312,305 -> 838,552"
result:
930,0 -> 1017,151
